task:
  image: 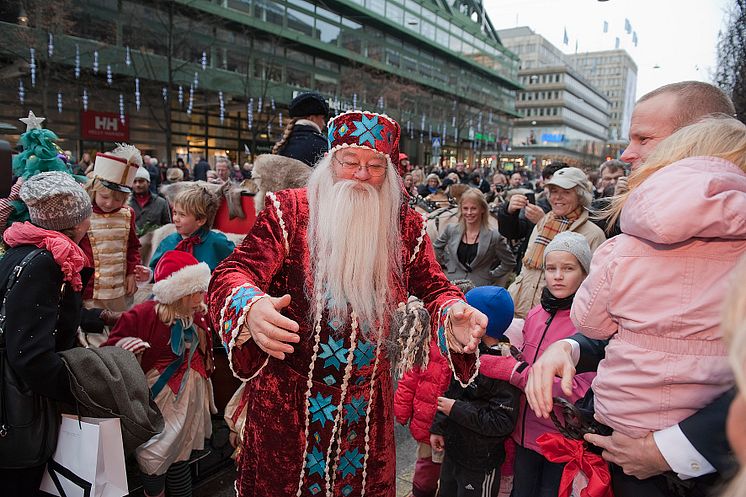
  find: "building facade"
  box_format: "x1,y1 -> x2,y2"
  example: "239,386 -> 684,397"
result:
497,27 -> 611,171
0,0 -> 520,169
569,49 -> 638,145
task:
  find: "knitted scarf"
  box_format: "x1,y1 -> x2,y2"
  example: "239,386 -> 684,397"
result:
3,221 -> 88,291
523,207 -> 583,270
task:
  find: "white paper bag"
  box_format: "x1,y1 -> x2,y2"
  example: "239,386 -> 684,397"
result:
40,414 -> 128,497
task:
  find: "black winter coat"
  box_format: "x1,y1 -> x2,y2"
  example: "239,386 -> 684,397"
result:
430,345 -> 520,471
278,124 -> 328,167
0,245 -> 89,405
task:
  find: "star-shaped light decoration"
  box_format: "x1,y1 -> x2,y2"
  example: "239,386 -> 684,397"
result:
20,110 -> 45,133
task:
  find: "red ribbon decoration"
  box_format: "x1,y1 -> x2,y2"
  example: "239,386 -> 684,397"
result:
175,235 -> 201,255
536,433 -> 614,497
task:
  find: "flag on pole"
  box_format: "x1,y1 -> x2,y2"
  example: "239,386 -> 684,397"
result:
615,37 -> 620,49
632,32 -> 638,46
603,20 -> 608,33
563,27 -> 568,45
624,18 -> 631,34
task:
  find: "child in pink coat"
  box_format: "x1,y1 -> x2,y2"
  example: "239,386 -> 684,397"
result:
572,117 -> 746,440
480,231 -> 596,497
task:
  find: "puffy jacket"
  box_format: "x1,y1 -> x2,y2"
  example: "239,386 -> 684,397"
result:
572,156 -> 746,438
512,305 -> 595,453
277,122 -> 328,167
394,338 -> 451,443
430,345 -> 521,471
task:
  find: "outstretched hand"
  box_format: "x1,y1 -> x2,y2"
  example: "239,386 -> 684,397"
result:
242,294 -> 300,360
526,340 -> 576,418
447,301 -> 487,354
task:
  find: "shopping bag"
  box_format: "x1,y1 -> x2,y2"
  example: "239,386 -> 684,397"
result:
40,414 -> 128,497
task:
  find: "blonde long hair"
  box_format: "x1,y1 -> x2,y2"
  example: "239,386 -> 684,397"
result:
603,116 -> 746,229
721,256 -> 746,497
458,188 -> 490,230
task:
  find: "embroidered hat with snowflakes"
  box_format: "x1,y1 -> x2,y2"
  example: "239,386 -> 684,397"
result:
152,250 -> 211,304
327,111 -> 402,175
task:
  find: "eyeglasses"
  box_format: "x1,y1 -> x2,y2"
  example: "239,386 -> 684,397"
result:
333,156 -> 388,177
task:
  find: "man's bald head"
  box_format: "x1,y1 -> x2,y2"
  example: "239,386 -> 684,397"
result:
638,81 -> 735,130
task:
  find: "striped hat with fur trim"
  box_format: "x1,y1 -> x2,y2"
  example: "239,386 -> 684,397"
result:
152,250 -> 211,304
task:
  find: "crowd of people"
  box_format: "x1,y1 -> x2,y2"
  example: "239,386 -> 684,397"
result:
0,81 -> 744,497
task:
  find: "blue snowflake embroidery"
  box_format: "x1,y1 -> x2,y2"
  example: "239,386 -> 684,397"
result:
327,123 -> 337,147
337,448 -> 364,479
344,395 -> 368,424
306,446 -> 326,478
319,337 -> 349,370
309,392 -> 337,427
353,340 -> 374,369
230,286 -> 262,314
350,115 -> 385,148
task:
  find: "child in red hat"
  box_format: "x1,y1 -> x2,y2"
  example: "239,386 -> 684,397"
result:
103,250 -> 214,497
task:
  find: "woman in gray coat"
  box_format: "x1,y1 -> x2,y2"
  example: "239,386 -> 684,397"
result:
433,188 -> 516,288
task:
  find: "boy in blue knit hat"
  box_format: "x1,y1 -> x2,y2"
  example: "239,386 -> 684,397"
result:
430,286 -> 521,497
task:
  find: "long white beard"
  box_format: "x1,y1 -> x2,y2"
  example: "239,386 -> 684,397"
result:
307,155 -> 402,330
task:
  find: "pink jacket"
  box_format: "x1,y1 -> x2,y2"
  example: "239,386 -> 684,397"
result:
512,306 -> 595,453
394,338 -> 452,444
572,156 -> 746,438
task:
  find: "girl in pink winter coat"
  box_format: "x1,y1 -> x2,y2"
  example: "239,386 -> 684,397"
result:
480,231 -> 596,497
571,117 -> 746,440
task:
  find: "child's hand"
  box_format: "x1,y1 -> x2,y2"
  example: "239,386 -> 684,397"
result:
430,434 -> 445,452
437,396 -> 456,416
125,274 -> 137,296
134,265 -> 152,284
115,337 -> 151,355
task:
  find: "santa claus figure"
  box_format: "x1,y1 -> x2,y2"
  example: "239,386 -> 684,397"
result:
208,110 -> 489,497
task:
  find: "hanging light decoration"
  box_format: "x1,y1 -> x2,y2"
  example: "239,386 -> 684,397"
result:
125,46 -> 131,66
135,78 -> 141,111
93,50 -> 99,73
193,72 -> 199,91
257,97 -> 263,111
18,80 -> 25,105
352,93 -> 357,110
106,64 -> 112,85
29,48 -> 36,87
201,51 -> 207,71
48,32 -> 54,58
271,97 -> 276,111
178,85 -> 184,106
162,87 -> 168,103
57,91 -> 63,113
218,91 -> 225,123
187,84 -> 194,115
74,45 -> 80,79
247,98 -> 254,130
119,94 -> 125,124
82,88 -> 89,111
279,112 -> 283,128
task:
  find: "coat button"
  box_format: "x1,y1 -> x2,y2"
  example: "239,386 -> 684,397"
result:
690,462 -> 701,472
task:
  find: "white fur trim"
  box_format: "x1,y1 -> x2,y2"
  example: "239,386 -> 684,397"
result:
152,262 -> 211,304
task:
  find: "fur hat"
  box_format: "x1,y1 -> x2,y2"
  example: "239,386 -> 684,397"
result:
289,92 -> 329,119
327,111 -> 402,175
20,171 -> 92,231
465,286 -> 514,340
152,250 -> 211,304
544,231 -> 592,274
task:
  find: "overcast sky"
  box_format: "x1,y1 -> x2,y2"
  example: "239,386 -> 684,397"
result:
484,0 -> 732,98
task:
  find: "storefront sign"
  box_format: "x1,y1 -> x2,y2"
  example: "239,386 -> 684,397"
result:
81,111 -> 129,141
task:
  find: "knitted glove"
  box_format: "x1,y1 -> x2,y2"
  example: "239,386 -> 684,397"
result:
115,337 -> 151,354
480,355 -> 521,383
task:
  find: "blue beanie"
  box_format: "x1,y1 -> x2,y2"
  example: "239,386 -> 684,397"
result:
465,286 -> 514,339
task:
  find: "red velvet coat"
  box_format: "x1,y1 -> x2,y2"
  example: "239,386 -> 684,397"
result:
393,338 -> 452,444
208,188 -> 477,497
